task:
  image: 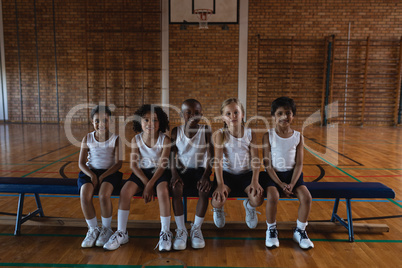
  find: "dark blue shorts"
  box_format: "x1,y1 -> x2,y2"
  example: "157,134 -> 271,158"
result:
127,168 -> 171,191
78,169 -> 123,193
177,167 -> 210,196
214,170 -> 270,196
264,169 -> 305,193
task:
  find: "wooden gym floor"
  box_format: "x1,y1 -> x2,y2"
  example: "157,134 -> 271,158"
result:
0,123 -> 401,267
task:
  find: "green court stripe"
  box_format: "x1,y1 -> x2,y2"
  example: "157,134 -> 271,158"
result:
387,199 -> 402,208
1,233 -> 401,243
305,147 -> 362,182
305,147 -> 402,209
342,168 -> 402,171
21,151 -> 79,177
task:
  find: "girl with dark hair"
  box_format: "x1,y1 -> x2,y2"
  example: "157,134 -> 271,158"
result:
104,104 -> 173,252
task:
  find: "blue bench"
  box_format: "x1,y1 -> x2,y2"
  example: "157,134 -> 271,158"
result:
183,182 -> 395,242
0,177 -> 395,241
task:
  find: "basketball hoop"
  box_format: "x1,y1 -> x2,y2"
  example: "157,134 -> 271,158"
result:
194,9 -> 213,29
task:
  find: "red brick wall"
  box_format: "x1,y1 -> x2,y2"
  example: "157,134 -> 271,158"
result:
168,24 -> 239,124
3,0 -> 402,125
247,0 -> 402,126
3,0 -> 161,123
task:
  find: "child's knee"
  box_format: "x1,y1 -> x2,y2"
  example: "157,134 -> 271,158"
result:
198,190 -> 209,200
98,192 -> 111,203
80,185 -> 93,202
297,187 -> 312,205
157,184 -> 169,199
267,195 -> 279,204
171,184 -> 183,198
300,192 -> 312,205
266,188 -> 279,204
118,186 -> 133,205
249,195 -> 264,207
211,197 -> 225,208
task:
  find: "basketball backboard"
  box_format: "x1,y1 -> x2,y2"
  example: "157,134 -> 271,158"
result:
169,0 -> 239,25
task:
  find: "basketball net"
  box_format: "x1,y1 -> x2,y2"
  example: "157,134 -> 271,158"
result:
194,9 -> 213,29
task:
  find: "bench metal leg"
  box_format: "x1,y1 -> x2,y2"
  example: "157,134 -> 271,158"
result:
14,193 -> 45,236
34,193 -> 45,217
331,198 -> 340,222
14,193 -> 25,235
331,198 -> 355,242
345,198 -> 354,242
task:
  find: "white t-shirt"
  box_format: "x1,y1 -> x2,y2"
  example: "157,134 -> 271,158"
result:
221,127 -> 252,174
135,132 -> 166,169
175,125 -> 208,168
268,128 -> 300,172
86,131 -> 118,170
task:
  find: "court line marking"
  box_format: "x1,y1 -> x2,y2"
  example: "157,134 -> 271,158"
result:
342,168 -> 402,170
20,151 -> 80,178
28,144 -> 73,161
304,136 -> 364,166
305,147 -> 402,209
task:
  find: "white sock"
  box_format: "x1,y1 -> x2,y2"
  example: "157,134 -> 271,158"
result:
297,219 -> 308,230
86,217 -> 98,229
174,215 -> 186,230
117,209 -> 130,232
246,199 -> 255,209
160,216 -> 171,232
194,215 -> 204,227
267,221 -> 276,229
101,216 -> 112,229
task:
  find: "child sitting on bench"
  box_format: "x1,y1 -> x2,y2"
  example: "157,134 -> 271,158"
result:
262,97 -> 314,249
78,105 -> 123,248
103,104 -> 172,252
170,99 -> 213,250
211,98 -> 268,229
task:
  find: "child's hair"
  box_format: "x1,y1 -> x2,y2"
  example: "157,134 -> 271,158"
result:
91,105 -> 112,119
220,98 -> 245,128
182,98 -> 201,109
133,104 -> 169,133
271,97 -> 297,116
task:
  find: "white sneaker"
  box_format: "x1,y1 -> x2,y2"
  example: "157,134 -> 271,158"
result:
190,223 -> 205,249
213,207 -> 225,228
293,228 -> 314,249
103,230 -> 129,251
173,229 -> 188,250
265,226 -> 279,248
158,231 -> 173,252
81,227 -> 100,248
95,226 -> 113,247
243,199 -> 260,229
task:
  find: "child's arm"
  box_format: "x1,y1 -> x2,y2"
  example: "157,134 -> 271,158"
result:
130,137 -> 150,186
262,132 -> 291,196
248,129 -> 263,197
212,130 -> 228,202
78,135 -> 98,189
197,125 -> 213,193
98,137 -> 123,183
143,136 -> 171,203
287,135 -> 304,193
169,127 -> 183,190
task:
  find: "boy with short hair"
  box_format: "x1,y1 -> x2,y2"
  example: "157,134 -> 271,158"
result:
170,99 -> 213,250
